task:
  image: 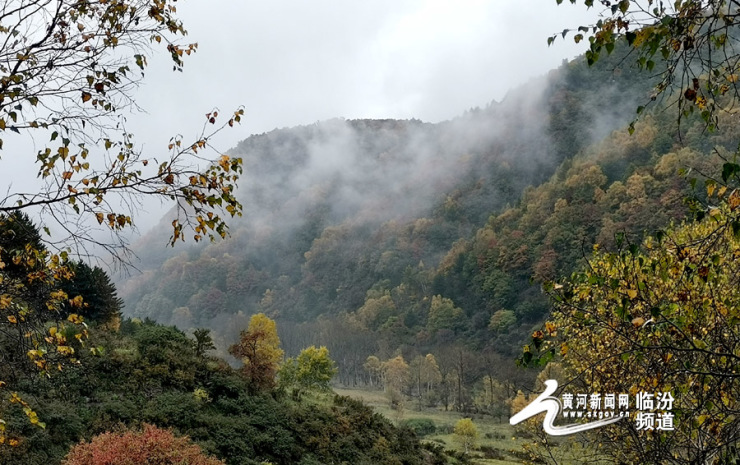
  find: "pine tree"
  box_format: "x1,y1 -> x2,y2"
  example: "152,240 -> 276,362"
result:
60,262 -> 123,325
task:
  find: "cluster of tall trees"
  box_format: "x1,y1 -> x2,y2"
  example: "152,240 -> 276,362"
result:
227,312 -> 338,399
362,350 -> 524,422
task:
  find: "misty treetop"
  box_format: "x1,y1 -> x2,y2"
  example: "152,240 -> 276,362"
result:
110,44 -> 737,428
121,60 -> 716,358
122,49 -> 657,332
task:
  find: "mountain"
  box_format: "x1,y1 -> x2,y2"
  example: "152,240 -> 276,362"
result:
117,47 -> 725,394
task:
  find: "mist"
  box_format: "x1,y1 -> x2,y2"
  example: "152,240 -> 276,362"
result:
116,44 -> 652,364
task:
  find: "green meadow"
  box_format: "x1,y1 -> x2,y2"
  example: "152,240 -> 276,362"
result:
334,387 -> 528,464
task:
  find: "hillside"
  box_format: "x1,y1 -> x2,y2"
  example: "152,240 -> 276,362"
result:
116,47 -> 727,405
0,318 -> 443,465
8,2 -> 740,464
121,52 -> 646,318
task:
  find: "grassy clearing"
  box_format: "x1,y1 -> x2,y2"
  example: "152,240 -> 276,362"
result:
333,387 -> 528,464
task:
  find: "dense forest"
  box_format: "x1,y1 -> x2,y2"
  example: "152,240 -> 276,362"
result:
6,1 -> 740,464
117,45 -> 731,420
1,32 -> 737,465
1,36 -> 721,462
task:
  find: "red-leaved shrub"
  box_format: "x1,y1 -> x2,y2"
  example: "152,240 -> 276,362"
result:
62,423 -> 225,465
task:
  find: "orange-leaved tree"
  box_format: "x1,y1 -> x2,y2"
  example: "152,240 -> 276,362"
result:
62,423 -> 225,465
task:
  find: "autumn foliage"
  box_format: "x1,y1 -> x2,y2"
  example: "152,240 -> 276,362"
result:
229,313 -> 284,391
531,197 -> 740,464
62,424 -> 225,465
0,213 -> 88,444
453,418 -> 478,454
0,0 -> 244,255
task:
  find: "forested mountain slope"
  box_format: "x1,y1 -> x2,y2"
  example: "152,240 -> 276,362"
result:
117,49 -> 728,391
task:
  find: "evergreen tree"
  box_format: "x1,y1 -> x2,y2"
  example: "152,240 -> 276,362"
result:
0,212 -> 46,281
60,262 -> 123,325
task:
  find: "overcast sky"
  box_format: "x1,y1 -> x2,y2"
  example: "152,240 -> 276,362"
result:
129,0 -> 600,153
0,0 -> 602,241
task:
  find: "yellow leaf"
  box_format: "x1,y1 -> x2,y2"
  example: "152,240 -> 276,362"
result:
696,95 -> 707,110
219,154 -> 230,170
57,346 -> 74,356
560,342 -> 568,356
545,321 -> 557,336
730,190 -> 740,210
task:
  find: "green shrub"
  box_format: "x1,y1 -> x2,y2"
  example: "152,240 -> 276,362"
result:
401,418 -> 436,436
